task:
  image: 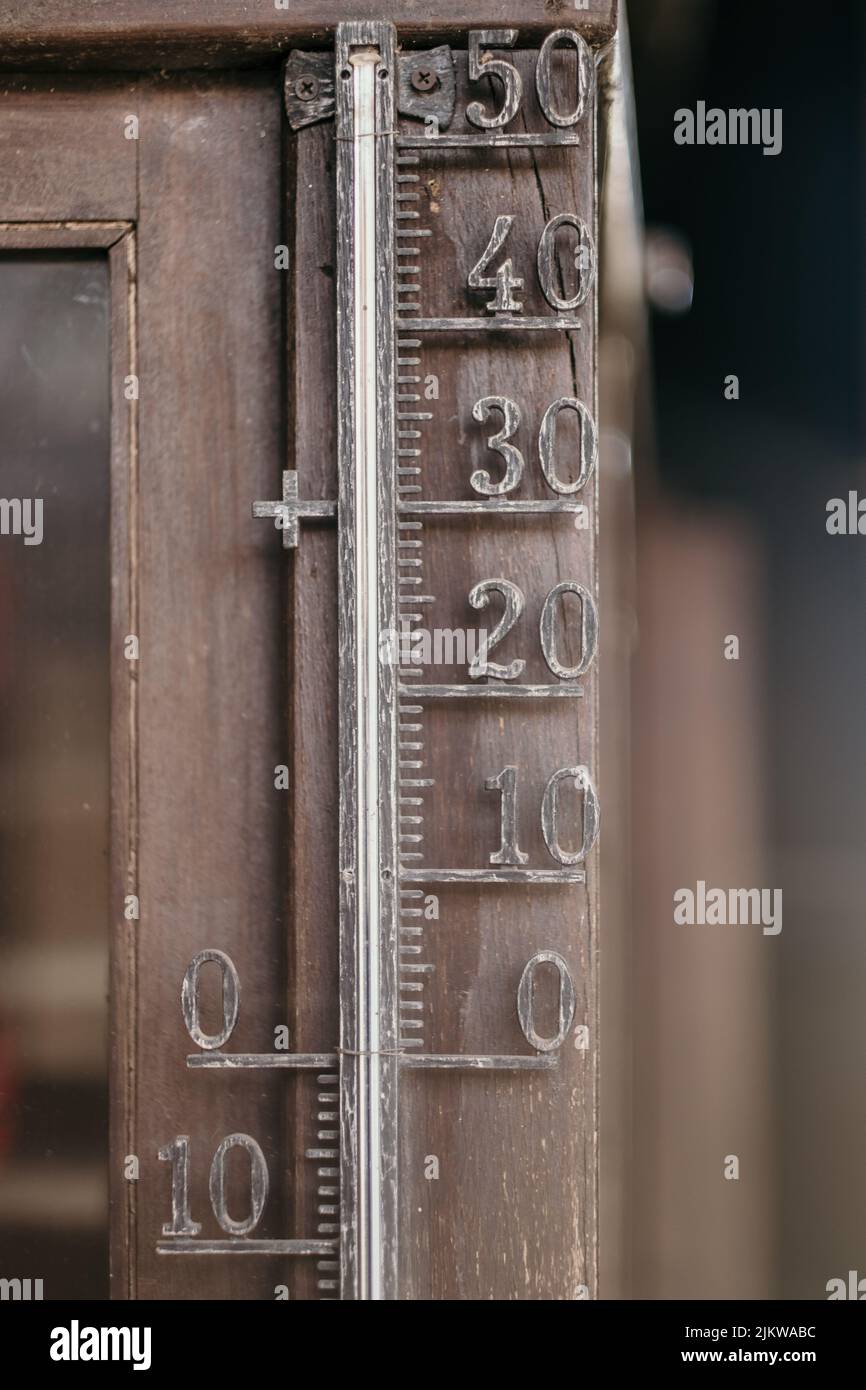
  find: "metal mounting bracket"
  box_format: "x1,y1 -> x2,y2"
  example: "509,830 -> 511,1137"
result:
284,45 -> 456,131
252,469 -> 336,549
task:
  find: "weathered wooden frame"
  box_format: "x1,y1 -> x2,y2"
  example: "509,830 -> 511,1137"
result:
0,5 -> 624,1299
0,2 -> 617,68
0,220 -> 138,1296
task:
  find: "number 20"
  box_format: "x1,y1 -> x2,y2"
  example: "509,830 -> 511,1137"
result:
469,579 -> 598,682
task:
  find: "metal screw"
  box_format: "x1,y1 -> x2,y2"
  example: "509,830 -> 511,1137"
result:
294,75 -> 320,102
410,67 -> 440,94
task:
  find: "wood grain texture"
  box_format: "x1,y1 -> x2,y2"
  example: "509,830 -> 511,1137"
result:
405,49 -> 596,1301
0,2 -> 617,69
107,232 -> 138,1302
0,223 -> 131,248
385,48 -> 598,1299
0,30 -> 607,1299
282,42 -> 600,1300
0,77 -> 138,220
133,70 -> 290,1300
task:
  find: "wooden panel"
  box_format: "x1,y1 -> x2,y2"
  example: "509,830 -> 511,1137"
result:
281,45 -> 600,1300
0,34 -> 609,1299
396,103 -> 597,1295
0,223 -> 130,248
0,2 -> 617,69
403,50 -> 596,1303
107,232 -> 137,1301
284,118 -> 341,1301
0,78 -> 138,220
133,71 -> 289,1300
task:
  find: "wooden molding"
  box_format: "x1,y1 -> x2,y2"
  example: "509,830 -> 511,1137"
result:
0,1 -> 617,70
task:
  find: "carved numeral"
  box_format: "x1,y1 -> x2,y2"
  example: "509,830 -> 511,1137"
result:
467,214 -> 523,312
537,213 -> 595,311
469,579 -> 525,680
486,765 -> 529,865
209,1134 -> 269,1236
487,765 -> 600,864
158,1136 -> 201,1237
540,582 -> 598,680
159,1133 -> 269,1239
468,578 -> 597,681
517,951 -> 577,1052
182,948 -> 241,1051
538,396 -> 597,493
468,217 -> 595,316
466,27 -> 593,131
541,766 -> 600,865
471,394 -> 597,496
466,28 -> 522,129
535,29 -> 594,128
470,396 -> 524,495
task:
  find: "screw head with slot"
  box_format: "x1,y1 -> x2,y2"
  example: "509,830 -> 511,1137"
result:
294,75 -> 320,102
410,68 -> 440,93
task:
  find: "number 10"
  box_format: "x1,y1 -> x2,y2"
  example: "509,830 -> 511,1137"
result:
487,764 -> 599,866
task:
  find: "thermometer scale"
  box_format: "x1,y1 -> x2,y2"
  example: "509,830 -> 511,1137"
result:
157,18 -> 602,1302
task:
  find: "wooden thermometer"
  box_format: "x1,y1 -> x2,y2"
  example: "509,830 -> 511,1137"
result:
146,12 -> 611,1301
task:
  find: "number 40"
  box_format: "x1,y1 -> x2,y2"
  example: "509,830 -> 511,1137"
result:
468,212 -> 595,314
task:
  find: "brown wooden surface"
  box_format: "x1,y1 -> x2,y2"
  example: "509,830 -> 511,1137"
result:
0,2 -> 617,68
0,77 -> 138,220
286,118 -> 341,1301
0,34 -> 606,1299
132,71 -> 291,1300
281,46 -> 602,1300
107,230 -> 138,1302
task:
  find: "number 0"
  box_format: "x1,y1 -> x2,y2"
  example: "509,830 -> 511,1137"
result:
541,766 -> 600,865
535,30 -> 594,129
537,213 -> 596,311
517,951 -> 576,1052
182,948 -> 240,1051
209,1134 -> 269,1237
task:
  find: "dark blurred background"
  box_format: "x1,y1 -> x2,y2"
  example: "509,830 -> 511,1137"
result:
624,0 -> 866,1298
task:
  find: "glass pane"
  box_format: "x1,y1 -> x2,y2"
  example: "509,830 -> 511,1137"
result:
0,255 -> 109,1299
